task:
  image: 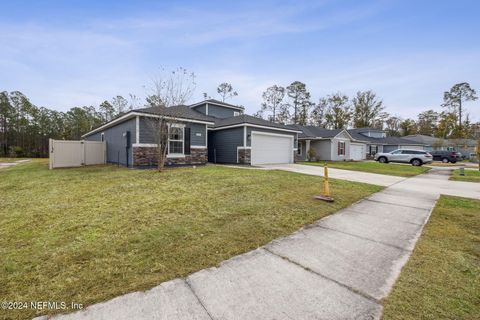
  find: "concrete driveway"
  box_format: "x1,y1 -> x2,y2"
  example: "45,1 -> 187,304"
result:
260,163 -> 406,186
34,166 -> 478,320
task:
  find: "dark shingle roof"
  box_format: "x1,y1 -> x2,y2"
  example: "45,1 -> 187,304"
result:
213,115 -> 300,131
134,105 -> 216,122
347,129 -> 424,145
287,124 -> 342,139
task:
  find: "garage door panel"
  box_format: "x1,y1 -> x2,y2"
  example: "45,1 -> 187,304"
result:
350,144 -> 365,161
251,133 -> 293,165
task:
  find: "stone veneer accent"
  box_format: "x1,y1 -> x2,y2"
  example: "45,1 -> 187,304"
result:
238,148 -> 251,164
133,147 -> 207,167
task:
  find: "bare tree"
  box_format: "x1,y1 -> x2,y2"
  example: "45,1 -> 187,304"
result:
261,85 -> 285,122
145,67 -> 196,171
217,83 -> 238,102
111,95 -> 129,114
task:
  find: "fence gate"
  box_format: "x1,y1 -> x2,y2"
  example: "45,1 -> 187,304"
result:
49,139 -> 106,169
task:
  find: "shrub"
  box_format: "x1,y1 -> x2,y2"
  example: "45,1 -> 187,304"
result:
8,146 -> 24,158
307,148 -> 317,161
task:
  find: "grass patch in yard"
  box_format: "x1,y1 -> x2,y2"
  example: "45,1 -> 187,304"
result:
299,161 -> 430,177
450,168 -> 480,183
382,196 -> 480,320
0,159 -> 382,319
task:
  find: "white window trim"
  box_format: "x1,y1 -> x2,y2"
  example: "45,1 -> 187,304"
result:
338,141 -> 346,156
297,141 -> 302,156
168,123 -> 185,157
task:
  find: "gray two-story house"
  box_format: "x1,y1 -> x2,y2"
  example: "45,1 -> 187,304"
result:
82,99 -> 300,167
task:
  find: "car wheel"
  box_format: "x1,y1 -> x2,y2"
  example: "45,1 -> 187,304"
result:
442,158 -> 449,163
378,157 -> 387,163
411,159 -> 422,166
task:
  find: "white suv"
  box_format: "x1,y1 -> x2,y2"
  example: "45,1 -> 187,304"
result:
374,149 -> 433,166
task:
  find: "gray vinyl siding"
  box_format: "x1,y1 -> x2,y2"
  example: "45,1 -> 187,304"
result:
208,127 -> 244,163
192,104 -> 206,115
189,123 -> 207,146
330,137 -> 351,161
139,117 -> 207,146
85,118 -> 136,166
246,127 -> 297,147
85,132 -> 102,142
207,104 -> 237,119
310,140 -> 332,160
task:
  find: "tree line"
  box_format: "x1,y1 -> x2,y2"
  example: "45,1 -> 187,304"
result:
253,81 -> 479,139
0,91 -> 141,157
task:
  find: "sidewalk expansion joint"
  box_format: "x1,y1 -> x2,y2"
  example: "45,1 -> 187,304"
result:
263,247 -> 381,305
315,225 -> 411,252
184,279 -> 215,320
345,207 -> 424,226
365,198 -> 434,211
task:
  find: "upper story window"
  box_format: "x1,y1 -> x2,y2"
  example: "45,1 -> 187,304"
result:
234,111 -> 240,116
168,124 -> 184,154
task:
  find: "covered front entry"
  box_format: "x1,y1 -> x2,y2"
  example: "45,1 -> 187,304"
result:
251,131 -> 293,165
350,143 -> 366,160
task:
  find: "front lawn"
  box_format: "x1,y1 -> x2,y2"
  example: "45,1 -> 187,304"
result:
450,168 -> 480,183
0,160 -> 382,319
382,196 -> 480,320
299,161 -> 430,177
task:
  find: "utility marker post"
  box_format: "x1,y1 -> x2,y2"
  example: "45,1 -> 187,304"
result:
314,163 -> 334,202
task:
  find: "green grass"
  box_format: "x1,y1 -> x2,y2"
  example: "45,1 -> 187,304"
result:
450,169 -> 480,183
299,161 -> 430,177
382,196 -> 480,320
0,159 -> 382,319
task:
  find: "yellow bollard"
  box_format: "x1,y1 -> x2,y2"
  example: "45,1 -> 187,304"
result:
323,164 -> 331,197
314,163 -> 334,202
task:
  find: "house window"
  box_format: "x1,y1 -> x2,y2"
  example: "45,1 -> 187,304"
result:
297,142 -> 302,155
234,111 -> 240,116
168,125 -> 184,154
338,141 -> 345,156
369,145 -> 378,155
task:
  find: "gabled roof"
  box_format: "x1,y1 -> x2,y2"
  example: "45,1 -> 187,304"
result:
134,105 -> 215,122
212,115 -> 301,132
82,105 -> 215,138
189,99 -> 245,110
287,124 -> 343,139
404,134 -> 477,147
348,130 -> 424,145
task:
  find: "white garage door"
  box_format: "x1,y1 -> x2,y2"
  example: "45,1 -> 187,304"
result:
350,143 -> 365,160
251,131 -> 293,165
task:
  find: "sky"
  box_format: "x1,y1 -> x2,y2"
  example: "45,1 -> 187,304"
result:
1,0 -> 479,121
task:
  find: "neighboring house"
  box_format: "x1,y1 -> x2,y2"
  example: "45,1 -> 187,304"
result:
348,128 -> 426,157
82,99 -> 300,167
404,134 -> 478,158
288,125 -> 368,161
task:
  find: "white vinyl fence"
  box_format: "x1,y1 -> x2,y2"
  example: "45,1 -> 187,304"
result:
49,139 -> 106,169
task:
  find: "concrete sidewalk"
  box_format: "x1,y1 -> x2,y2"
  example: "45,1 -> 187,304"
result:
0,159 -> 30,169
259,163 -> 406,186
35,168 -> 477,320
